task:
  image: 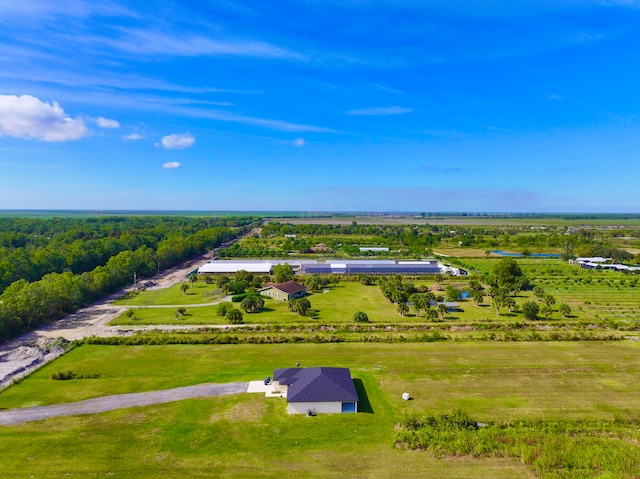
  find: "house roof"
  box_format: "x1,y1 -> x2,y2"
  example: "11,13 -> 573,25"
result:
273,367 -> 359,403
263,281 -> 307,295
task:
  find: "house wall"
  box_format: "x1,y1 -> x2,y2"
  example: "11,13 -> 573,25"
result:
262,288 -> 285,300
287,401 -> 343,415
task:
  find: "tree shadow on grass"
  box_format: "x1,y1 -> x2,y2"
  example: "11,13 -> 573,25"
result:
353,378 -> 374,414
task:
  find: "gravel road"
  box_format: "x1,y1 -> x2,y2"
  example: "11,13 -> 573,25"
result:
0,382 -> 248,425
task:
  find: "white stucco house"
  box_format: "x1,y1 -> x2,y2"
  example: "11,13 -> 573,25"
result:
271,367 -> 359,415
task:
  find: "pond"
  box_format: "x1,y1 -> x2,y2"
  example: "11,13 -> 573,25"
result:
490,250 -> 559,258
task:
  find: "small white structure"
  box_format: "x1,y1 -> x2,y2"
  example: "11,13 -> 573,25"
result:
359,247 -> 389,252
402,392 -> 411,401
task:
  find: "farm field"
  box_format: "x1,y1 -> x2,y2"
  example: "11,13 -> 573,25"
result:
279,216 -> 640,227
1,342 -> 639,478
459,258 -> 640,322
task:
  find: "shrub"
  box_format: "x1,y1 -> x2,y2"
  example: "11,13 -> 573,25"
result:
217,302 -> 232,316
232,293 -> 255,302
51,370 -> 76,380
241,295 -> 265,313
353,311 -> 370,323
521,301 -> 540,320
226,308 -> 244,324
51,370 -> 100,380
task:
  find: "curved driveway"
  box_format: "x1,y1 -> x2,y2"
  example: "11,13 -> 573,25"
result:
0,382 -> 248,426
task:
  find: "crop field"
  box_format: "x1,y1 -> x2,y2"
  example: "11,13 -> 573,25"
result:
459,258 -> 640,322
1,342 -> 639,478
280,216 -> 640,227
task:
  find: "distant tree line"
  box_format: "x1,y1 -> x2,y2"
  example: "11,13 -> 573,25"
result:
0,216 -> 256,293
0,216 -> 254,342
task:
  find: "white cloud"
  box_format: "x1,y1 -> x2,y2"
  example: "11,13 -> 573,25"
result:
96,116 -> 120,128
123,133 -> 143,140
158,133 -> 195,149
345,106 -> 414,116
292,138 -> 305,147
0,94 -> 87,141
162,161 -> 181,169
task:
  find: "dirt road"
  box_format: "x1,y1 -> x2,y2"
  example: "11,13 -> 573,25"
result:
0,382 -> 248,425
0,253 -> 221,389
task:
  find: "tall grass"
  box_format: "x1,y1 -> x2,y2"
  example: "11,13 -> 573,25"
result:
396,410 -> 640,478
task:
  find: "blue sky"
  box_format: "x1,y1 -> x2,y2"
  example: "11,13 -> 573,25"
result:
1,0 -> 639,212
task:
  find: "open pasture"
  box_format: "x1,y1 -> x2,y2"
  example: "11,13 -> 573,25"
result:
109,278 -> 620,328
110,281 -> 531,326
114,282 -> 226,307
1,342 -> 639,478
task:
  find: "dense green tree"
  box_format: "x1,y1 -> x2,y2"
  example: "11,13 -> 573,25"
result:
445,285 -> 462,302
522,301 -> 540,320
353,311 -> 369,323
540,305 -> 553,319
409,293 -> 432,316
180,283 -> 190,295
306,274 -> 329,291
241,295 -> 265,313
397,302 -> 409,316
217,302 -> 232,317
426,308 -> 439,321
273,263 -> 294,283
470,290 -> 484,305
234,270 -> 254,290
288,297 -> 311,316
559,303 -> 571,317
542,294 -> 556,307
225,308 -> 244,324
489,257 -> 528,294
358,274 -> 375,286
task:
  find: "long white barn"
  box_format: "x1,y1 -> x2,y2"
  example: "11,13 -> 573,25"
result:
197,259 -> 465,276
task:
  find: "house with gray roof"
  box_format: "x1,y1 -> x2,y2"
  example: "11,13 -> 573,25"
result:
272,367 -> 359,414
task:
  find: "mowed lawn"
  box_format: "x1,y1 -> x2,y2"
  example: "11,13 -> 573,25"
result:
113,282 -> 227,306
1,342 -> 639,478
110,281 -> 567,326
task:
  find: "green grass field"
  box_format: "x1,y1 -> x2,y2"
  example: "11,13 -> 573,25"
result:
110,276 -> 626,328
114,282 -> 227,306
1,342 -> 639,478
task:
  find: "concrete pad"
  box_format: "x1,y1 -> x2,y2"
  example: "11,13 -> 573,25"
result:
247,380 -> 270,393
